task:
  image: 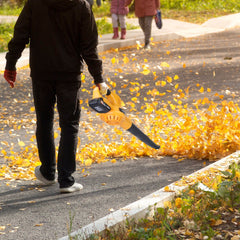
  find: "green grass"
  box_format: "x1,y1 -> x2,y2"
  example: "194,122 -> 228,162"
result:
0,3 -> 22,15
92,1 -> 111,18
0,22 -> 14,52
160,0 -> 240,12
93,0 -> 240,24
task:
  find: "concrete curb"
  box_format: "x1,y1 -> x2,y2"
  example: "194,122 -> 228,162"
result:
59,151 -> 240,240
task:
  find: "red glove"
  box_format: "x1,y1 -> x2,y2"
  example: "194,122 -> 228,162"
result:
4,70 -> 16,88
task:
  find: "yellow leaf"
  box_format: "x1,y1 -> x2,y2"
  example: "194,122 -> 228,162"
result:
1,141 -> 9,146
211,219 -> 223,226
110,81 -> 116,88
34,223 -> 43,227
175,197 -> 182,208
123,56 -> 129,64
0,226 -> 6,231
161,62 -> 170,68
141,68 -> 151,75
1,150 -> 7,156
30,107 -> 35,112
166,76 -> 172,83
189,190 -> 195,196
122,84 -> 128,88
164,186 -> 174,192
111,57 -> 116,64
85,159 -> 92,166
174,75 -> 179,80
116,68 -> 123,73
199,87 -> 204,93
18,141 -> 25,147
161,81 -> 166,87
164,201 -> 172,208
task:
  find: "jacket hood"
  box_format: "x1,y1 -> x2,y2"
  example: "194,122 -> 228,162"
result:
43,0 -> 78,11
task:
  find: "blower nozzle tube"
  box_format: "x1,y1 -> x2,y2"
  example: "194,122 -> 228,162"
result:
127,124 -> 160,149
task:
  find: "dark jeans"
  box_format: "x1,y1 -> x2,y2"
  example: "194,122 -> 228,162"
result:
32,76 -> 81,188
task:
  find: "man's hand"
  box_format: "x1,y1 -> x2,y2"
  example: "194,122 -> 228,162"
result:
4,70 -> 16,88
96,82 -> 109,95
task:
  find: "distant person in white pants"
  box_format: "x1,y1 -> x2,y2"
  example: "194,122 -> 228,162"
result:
110,0 -> 129,39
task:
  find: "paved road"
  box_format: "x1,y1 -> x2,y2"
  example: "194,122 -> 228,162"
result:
0,14 -> 240,239
0,27 -> 240,240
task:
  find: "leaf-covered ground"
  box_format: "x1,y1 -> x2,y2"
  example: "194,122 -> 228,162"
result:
1,28 -> 240,181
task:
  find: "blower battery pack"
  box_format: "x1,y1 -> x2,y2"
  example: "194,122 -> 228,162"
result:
88,98 -> 111,113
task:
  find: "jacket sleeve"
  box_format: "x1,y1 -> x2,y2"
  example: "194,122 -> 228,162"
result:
5,0 -> 31,70
79,3 -> 104,84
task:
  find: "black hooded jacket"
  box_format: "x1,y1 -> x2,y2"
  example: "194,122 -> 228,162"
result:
5,0 -> 104,84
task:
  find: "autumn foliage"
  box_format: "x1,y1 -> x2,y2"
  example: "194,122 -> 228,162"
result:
1,45 -> 240,181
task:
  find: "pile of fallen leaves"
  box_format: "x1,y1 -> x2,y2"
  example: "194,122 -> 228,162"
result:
1,82 -> 240,181
1,43 -> 240,181
90,160 -> 240,240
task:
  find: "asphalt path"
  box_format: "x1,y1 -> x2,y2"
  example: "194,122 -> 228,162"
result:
0,28 -> 240,239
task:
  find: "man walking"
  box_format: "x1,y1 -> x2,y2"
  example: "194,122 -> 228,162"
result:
4,0 -> 108,193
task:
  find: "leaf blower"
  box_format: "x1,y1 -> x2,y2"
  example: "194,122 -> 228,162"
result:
88,87 -> 160,149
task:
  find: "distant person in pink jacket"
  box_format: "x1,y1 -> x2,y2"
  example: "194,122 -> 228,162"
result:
111,0 -> 129,39
125,0 -> 160,49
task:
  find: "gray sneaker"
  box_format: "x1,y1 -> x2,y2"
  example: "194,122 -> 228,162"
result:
60,182 -> 83,193
35,166 -> 56,185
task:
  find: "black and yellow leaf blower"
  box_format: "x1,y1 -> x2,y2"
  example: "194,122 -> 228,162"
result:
89,87 -> 160,149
